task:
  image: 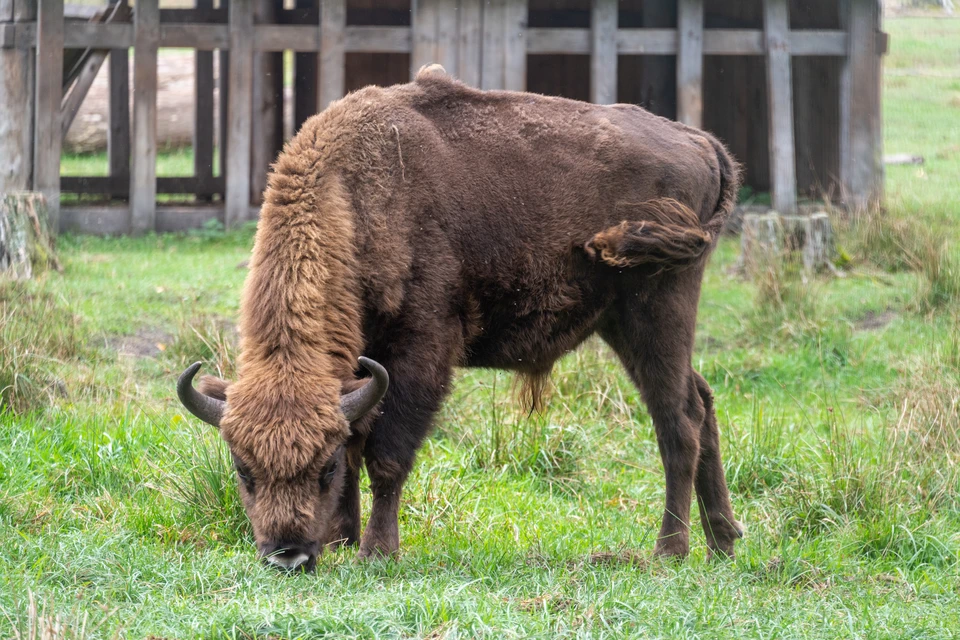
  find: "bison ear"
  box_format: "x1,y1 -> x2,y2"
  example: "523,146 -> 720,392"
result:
197,375 -> 231,402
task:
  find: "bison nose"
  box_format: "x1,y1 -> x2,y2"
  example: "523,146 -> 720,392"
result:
260,542 -> 317,572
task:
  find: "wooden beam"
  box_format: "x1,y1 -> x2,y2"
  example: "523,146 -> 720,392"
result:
318,0 -> 345,109
840,0 -> 882,209
61,205 -> 268,235
194,0 -> 215,201
251,0 -> 283,205
130,0 -> 158,233
590,0 -> 617,104
677,0 -> 704,127
61,175 -> 225,195
0,0 -> 36,193
526,27 -> 590,55
293,0 -> 315,130
435,0 -> 458,77
108,6 -> 130,198
225,0 -> 254,228
411,0 -> 438,77
503,0 -> 526,92
457,0 -> 482,87
481,0 -> 505,90
34,0 -> 63,232
61,50 -> 108,141
764,0 -> 797,214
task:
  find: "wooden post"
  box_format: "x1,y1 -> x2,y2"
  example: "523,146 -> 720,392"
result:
480,0 -> 505,90
108,2 -> 130,201
841,0 -> 883,209
763,0 -> 797,214
130,0 -> 158,233
194,0 -> 215,201
457,0 -> 482,87
33,0 -> 63,233
0,0 -> 36,194
590,0 -> 616,104
318,0 -> 345,109
225,0 -> 254,228
411,0 -> 438,77
293,0 -> 316,131
436,0 -> 458,78
641,0 -> 676,119
251,0 -> 284,205
503,0 -> 526,92
677,0 -> 703,127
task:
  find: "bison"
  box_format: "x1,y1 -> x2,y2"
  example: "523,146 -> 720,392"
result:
177,64 -> 742,572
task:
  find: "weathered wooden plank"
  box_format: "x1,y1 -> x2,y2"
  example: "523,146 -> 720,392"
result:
840,0 -> 882,209
764,0 -> 797,214
677,0 -> 703,127
525,27 -> 590,54
411,0 -> 438,76
250,0 -> 283,205
61,175 -> 226,195
254,25 -> 411,53
319,0 -> 345,109
225,0 -> 253,228
61,50 -> 108,141
194,0 -> 215,201
457,0 -> 482,86
159,24 -> 228,49
480,0 -> 505,89
503,0 -> 526,92
34,0 -> 63,232
108,16 -> 130,197
0,0 -> 36,193
293,0 -> 315,132
129,0 -> 158,233
617,28 -> 676,54
61,205 -> 266,235
159,7 -> 226,23
435,0 -> 457,75
590,0 -> 616,103
1,0 -> 13,22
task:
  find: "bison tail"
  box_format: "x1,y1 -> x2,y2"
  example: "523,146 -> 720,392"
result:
702,134 -> 742,240
585,198 -> 712,270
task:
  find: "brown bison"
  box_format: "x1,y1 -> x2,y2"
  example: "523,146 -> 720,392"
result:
177,64 -> 742,572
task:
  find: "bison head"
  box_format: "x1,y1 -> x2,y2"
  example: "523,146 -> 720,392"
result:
175,357 -> 388,572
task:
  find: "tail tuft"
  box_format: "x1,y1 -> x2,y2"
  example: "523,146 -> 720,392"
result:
585,198 -> 712,270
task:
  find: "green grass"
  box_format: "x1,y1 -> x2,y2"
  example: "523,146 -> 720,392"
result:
3,16 -> 960,639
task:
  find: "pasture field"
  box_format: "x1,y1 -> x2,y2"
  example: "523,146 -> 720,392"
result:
4,16 -> 960,639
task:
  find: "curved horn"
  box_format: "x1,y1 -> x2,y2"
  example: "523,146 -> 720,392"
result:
177,362 -> 226,428
340,357 -> 389,422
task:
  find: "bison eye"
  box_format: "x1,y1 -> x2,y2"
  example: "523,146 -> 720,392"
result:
319,460 -> 338,488
236,467 -> 255,491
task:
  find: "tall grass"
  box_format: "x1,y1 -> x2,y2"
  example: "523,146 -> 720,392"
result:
0,282 -> 83,414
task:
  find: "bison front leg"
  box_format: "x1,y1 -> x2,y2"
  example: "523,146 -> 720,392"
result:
357,347 -> 454,560
323,438 -> 365,549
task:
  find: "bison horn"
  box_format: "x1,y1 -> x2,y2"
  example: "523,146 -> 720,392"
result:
340,357 -> 389,422
177,362 -> 226,428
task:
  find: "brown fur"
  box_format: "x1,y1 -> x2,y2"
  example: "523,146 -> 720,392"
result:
198,67 -> 743,567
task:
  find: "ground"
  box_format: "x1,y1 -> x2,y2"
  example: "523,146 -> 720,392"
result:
3,15 -> 960,640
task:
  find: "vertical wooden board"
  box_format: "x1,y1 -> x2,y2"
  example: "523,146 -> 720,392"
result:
763,0 -> 797,213
250,0 -> 283,205
225,0 -> 254,228
109,44 -> 131,198
33,0 -> 64,232
294,0 -> 317,130
840,0 -> 882,208
590,0 -> 616,104
130,0 -> 158,233
194,0 -> 215,200
411,0 -> 438,77
503,0 -> 527,91
480,0 -> 505,90
435,0 -> 458,76
319,0 -> 345,109
457,0 -> 482,87
677,0 -> 703,127
0,0 -> 37,193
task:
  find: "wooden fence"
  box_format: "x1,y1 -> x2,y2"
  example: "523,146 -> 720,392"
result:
0,0 -> 884,235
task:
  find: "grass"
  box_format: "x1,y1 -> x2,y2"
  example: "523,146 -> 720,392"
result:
1,15 -> 959,639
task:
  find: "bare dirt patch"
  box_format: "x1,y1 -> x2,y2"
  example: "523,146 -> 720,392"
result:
855,310 -> 898,331
110,327 -> 174,358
